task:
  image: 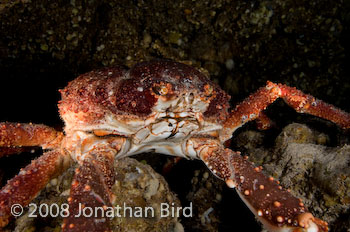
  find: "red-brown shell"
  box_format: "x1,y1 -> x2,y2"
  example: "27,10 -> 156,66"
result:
58,60 -> 230,125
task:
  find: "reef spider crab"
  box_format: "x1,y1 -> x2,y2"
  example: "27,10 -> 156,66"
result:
0,60 -> 348,231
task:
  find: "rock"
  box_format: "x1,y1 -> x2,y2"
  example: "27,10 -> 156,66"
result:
240,123 -> 350,231
9,158 -> 181,232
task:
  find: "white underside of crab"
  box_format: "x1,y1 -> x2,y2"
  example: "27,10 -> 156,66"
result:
68,116 -> 219,162
65,96 -> 221,162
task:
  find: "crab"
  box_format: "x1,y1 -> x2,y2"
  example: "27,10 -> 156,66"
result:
0,59 -> 349,232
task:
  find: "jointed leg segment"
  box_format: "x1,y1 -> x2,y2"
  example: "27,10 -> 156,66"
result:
0,150 -> 70,227
0,122 -> 67,227
194,140 -> 328,231
221,81 -> 350,141
63,152 -> 116,232
255,112 -> 274,130
0,122 -> 63,157
62,141 -> 124,232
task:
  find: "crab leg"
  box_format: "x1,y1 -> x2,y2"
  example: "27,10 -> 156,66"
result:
187,138 -> 328,231
221,81 -> 350,141
63,152 -> 115,232
0,122 -> 63,157
0,149 -> 70,227
255,112 -> 274,130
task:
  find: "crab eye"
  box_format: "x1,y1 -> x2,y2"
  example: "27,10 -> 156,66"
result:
204,84 -> 213,96
152,85 -> 168,95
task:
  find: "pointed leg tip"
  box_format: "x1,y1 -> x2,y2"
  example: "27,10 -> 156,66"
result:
225,179 -> 236,188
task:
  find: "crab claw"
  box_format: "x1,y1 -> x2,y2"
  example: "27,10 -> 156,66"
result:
62,153 -> 115,232
200,146 -> 329,232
